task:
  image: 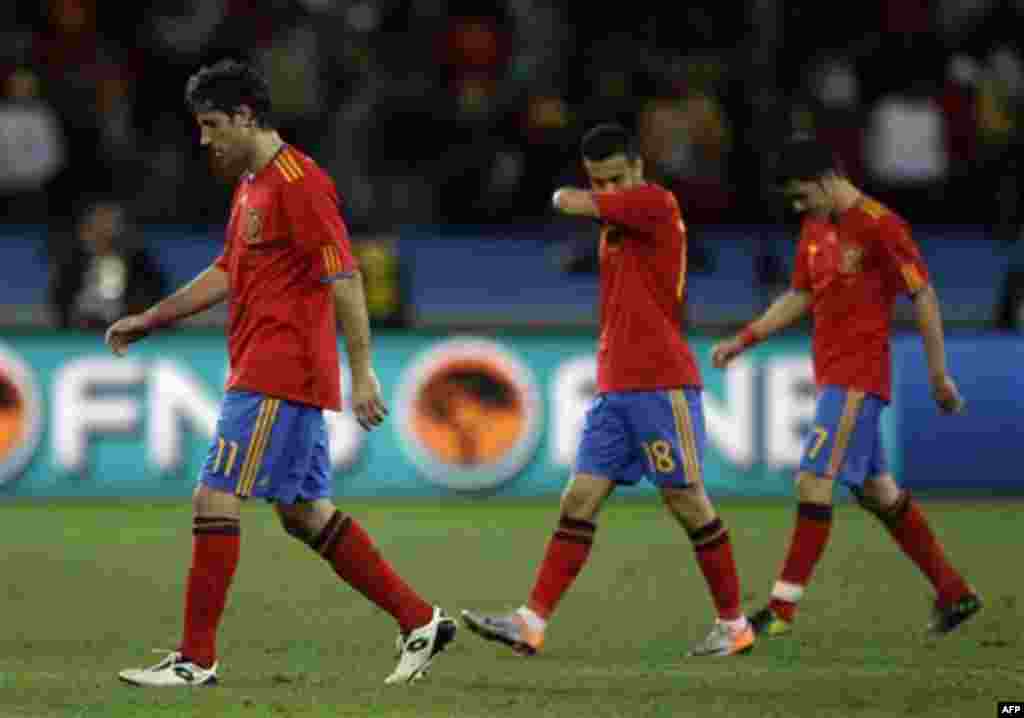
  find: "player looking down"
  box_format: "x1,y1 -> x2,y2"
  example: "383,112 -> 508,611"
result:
108,59 -> 455,687
462,123 -> 755,659
712,136 -> 981,638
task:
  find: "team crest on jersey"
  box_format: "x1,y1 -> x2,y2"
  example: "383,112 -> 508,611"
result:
245,207 -> 263,244
839,244 -> 864,274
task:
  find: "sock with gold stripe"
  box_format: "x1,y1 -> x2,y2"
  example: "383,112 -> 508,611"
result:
768,502 -> 833,623
314,511 -> 434,634
526,516 -> 596,619
690,517 -> 743,621
180,516 -> 241,669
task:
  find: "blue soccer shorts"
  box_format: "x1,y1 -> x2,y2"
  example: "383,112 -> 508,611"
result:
575,388 -> 706,488
798,385 -> 888,488
199,390 -> 331,504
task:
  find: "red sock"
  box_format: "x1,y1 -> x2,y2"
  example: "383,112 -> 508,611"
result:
879,493 -> 970,607
690,518 -> 742,621
768,503 -> 833,623
314,511 -> 434,634
526,517 -> 596,619
180,516 -> 241,668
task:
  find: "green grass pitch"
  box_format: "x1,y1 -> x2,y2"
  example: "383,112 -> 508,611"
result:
0,498 -> 1019,717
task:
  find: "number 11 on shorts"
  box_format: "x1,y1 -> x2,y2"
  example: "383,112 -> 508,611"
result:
211,437 -> 240,477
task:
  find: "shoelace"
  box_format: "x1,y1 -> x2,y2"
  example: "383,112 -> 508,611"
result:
148,649 -> 180,670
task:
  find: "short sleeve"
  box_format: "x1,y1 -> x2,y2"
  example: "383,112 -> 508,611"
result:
215,249 -> 230,273
279,174 -> 358,283
876,215 -> 929,296
593,184 -> 675,236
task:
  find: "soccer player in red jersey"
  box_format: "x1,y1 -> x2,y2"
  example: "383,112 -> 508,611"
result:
712,136 -> 981,637
106,60 -> 454,686
462,123 -> 755,658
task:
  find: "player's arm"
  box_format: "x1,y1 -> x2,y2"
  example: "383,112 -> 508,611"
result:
280,172 -> 387,430
877,217 -> 963,414
912,284 -> 963,413
552,188 -> 600,219
711,290 -> 812,368
332,272 -> 387,429
553,185 -> 672,234
105,264 -> 229,356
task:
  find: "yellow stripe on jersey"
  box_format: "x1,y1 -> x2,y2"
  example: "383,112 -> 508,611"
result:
280,151 -> 304,180
826,391 -> 864,479
324,245 -> 347,276
236,399 -> 280,497
859,198 -> 888,219
901,265 -> 925,293
675,220 -> 687,300
275,157 -> 298,183
669,389 -> 702,484
322,245 -> 342,275
676,243 -> 687,300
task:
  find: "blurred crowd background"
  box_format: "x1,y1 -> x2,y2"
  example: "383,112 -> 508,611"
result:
1,0 -> 1023,330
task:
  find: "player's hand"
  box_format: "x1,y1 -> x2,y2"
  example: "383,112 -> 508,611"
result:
711,338 -> 743,369
350,367 -> 388,431
105,314 -> 151,356
930,373 -> 965,414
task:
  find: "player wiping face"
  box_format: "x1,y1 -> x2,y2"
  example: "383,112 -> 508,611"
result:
583,153 -> 644,193
463,124 -> 755,660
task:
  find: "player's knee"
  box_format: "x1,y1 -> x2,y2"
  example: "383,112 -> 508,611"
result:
660,485 -> 715,532
796,472 -> 834,504
857,484 -> 908,523
280,516 -> 312,543
559,487 -> 598,522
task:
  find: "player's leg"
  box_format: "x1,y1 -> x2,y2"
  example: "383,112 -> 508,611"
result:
461,393 -> 623,655
748,470 -> 835,636
750,387 -> 866,635
119,484 -> 240,686
644,389 -> 752,657
461,472 -> 614,655
270,405 -> 454,682
119,393 -> 260,686
276,498 -> 455,683
857,454 -> 980,634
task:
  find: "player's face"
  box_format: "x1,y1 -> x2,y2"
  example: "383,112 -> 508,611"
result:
195,110 -> 252,179
584,154 -> 643,193
783,179 -> 832,214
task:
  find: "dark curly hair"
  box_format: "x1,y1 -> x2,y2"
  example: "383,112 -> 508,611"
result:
184,59 -> 273,127
580,123 -> 639,162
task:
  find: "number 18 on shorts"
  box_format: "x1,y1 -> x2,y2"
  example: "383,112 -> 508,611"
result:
574,389 -> 706,488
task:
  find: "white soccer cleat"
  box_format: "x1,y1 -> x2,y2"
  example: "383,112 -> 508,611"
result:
118,650 -> 218,687
384,607 -> 457,685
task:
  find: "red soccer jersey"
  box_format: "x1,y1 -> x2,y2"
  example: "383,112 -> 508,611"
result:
215,145 -> 357,411
791,199 -> 929,402
591,183 -> 701,393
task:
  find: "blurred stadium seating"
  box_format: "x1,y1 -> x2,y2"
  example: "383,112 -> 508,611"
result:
0,1 -> 1021,331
